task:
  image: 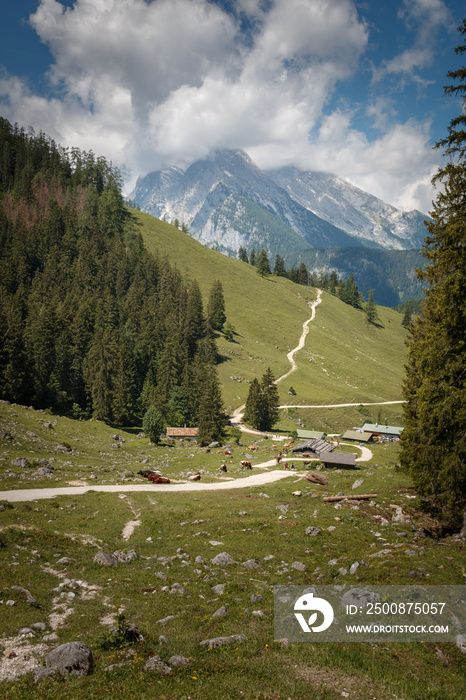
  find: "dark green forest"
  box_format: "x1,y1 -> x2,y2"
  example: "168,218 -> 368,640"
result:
0,118 -> 223,434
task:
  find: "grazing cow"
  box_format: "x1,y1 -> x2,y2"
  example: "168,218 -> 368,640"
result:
247,445 -> 258,451
220,464 -> 227,472
240,461 -> 252,469
189,472 -> 201,481
224,450 -> 232,455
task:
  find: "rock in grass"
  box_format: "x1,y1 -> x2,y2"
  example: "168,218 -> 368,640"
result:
144,655 -> 172,674
93,551 -> 117,567
45,642 -> 94,677
455,634 -> 466,653
292,562 -> 306,571
104,661 -> 135,672
168,655 -> 191,668
199,634 -> 247,650
34,668 -> 58,683
11,585 -> 36,604
211,606 -> 228,619
305,526 -> 321,537
212,584 -> 225,595
157,615 -> 176,625
242,559 -> 260,569
211,552 -> 235,566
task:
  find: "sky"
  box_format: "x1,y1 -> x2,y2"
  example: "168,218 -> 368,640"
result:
0,0 -> 463,212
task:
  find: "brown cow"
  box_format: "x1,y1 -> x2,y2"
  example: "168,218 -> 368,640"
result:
240,461 -> 252,469
148,473 -> 170,484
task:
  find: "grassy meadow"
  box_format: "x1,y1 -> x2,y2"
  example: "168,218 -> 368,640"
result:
1,404 -> 465,698
135,211 -> 408,413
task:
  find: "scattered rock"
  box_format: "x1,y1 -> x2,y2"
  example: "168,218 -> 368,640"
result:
10,458 -> 29,468
157,615 -> 176,625
34,668 -> 58,683
11,586 -> 36,604
276,505 -> 289,514
45,642 -> 94,677
243,559 -> 260,569
104,661 -> 134,672
352,479 -> 364,490
292,491 -> 302,496
455,634 -> 466,653
93,551 -> 117,567
251,594 -> 264,603
56,557 -> 75,566
144,655 -> 172,674
212,584 -> 225,595
199,634 -> 246,650
211,606 -> 228,619
32,623 -> 47,632
168,655 -> 191,668
112,550 -> 138,564
292,562 -> 306,571
305,526 -> 321,537
349,562 -> 360,575
211,552 -> 235,566
252,610 -> 266,618
391,506 -> 410,524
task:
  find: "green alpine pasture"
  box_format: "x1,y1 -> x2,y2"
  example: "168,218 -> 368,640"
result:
135,211 -> 408,415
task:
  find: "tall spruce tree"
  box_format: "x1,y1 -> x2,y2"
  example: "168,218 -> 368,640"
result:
260,367 -> 280,430
365,290 -> 379,325
400,20 -> 466,528
243,368 -> 279,431
197,368 -> 226,446
207,280 -> 226,331
256,248 -> 271,277
243,378 -> 263,429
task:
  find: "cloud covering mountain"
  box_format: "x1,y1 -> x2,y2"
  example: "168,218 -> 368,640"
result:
131,148 -> 427,256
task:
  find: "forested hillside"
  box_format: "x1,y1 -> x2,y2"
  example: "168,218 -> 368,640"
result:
0,119 -> 221,429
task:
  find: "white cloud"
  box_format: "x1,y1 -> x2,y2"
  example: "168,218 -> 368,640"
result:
0,0 -> 444,211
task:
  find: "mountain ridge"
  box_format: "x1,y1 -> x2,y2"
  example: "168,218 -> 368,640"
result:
131,147 -> 428,255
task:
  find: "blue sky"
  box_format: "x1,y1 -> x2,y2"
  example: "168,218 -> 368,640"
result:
0,0 -> 463,211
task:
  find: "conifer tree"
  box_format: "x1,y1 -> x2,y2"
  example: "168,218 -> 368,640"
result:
365,290 -> 379,325
400,20 -> 466,527
197,368 -> 226,446
243,368 -> 280,431
401,306 -> 412,328
256,248 -> 271,277
260,367 -> 280,430
238,247 -> 249,263
243,378 -> 263,429
274,254 -> 286,276
249,248 -> 256,266
207,280 -> 226,331
298,262 -> 309,286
